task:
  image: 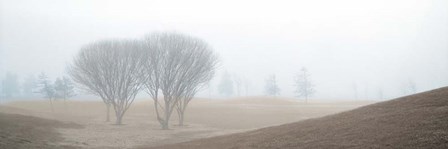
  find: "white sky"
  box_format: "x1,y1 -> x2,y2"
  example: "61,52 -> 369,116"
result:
1,0 -> 447,100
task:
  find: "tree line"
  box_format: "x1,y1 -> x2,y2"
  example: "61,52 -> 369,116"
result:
216,67 -> 315,102
0,72 -> 76,107
37,73 -> 76,112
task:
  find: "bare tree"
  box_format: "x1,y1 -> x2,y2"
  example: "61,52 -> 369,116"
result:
174,53 -> 218,126
294,67 -> 315,103
38,72 -> 55,112
141,32 -> 218,129
265,74 -> 280,97
69,39 -> 144,125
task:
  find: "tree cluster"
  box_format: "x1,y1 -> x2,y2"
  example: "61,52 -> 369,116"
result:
0,72 -> 75,108
262,67 -> 315,103
37,72 -> 76,112
217,72 -> 251,97
69,32 -> 219,128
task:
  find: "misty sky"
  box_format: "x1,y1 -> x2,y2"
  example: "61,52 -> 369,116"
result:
1,0 -> 447,100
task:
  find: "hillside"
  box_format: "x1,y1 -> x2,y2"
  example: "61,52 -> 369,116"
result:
0,111 -> 83,149
148,87 -> 448,149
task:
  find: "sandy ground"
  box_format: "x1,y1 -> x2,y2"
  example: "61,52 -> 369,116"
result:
1,97 -> 374,148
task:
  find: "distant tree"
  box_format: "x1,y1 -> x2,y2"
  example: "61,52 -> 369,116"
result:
294,67 -> 315,103
54,78 -> 63,98
54,76 -> 76,107
22,74 -> 37,97
218,71 -> 234,97
1,72 -> 20,98
69,39 -> 144,125
38,72 -> 55,112
141,32 -> 219,129
265,74 -> 280,97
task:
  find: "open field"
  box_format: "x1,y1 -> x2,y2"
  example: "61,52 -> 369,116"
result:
0,97 -> 374,148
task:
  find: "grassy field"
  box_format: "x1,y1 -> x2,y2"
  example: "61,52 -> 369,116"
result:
0,97 -> 373,148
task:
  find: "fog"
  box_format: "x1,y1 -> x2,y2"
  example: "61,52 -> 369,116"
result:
1,0 -> 447,100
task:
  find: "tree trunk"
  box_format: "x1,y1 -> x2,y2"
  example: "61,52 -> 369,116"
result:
178,112 -> 184,126
106,103 -> 111,122
115,112 -> 123,125
162,121 -> 169,129
162,103 -> 170,130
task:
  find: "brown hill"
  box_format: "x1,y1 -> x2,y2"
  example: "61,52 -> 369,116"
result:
0,111 -> 83,149
148,87 -> 448,149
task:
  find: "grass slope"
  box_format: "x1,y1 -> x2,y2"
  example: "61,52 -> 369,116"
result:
0,112 -> 83,149
149,87 -> 448,149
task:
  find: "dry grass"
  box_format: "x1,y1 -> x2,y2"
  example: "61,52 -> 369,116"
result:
0,112 -> 83,149
0,97 -> 372,148
148,87 -> 448,149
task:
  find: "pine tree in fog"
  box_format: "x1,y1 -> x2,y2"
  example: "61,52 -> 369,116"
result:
265,74 -> 280,97
54,76 -> 76,108
294,67 -> 315,103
